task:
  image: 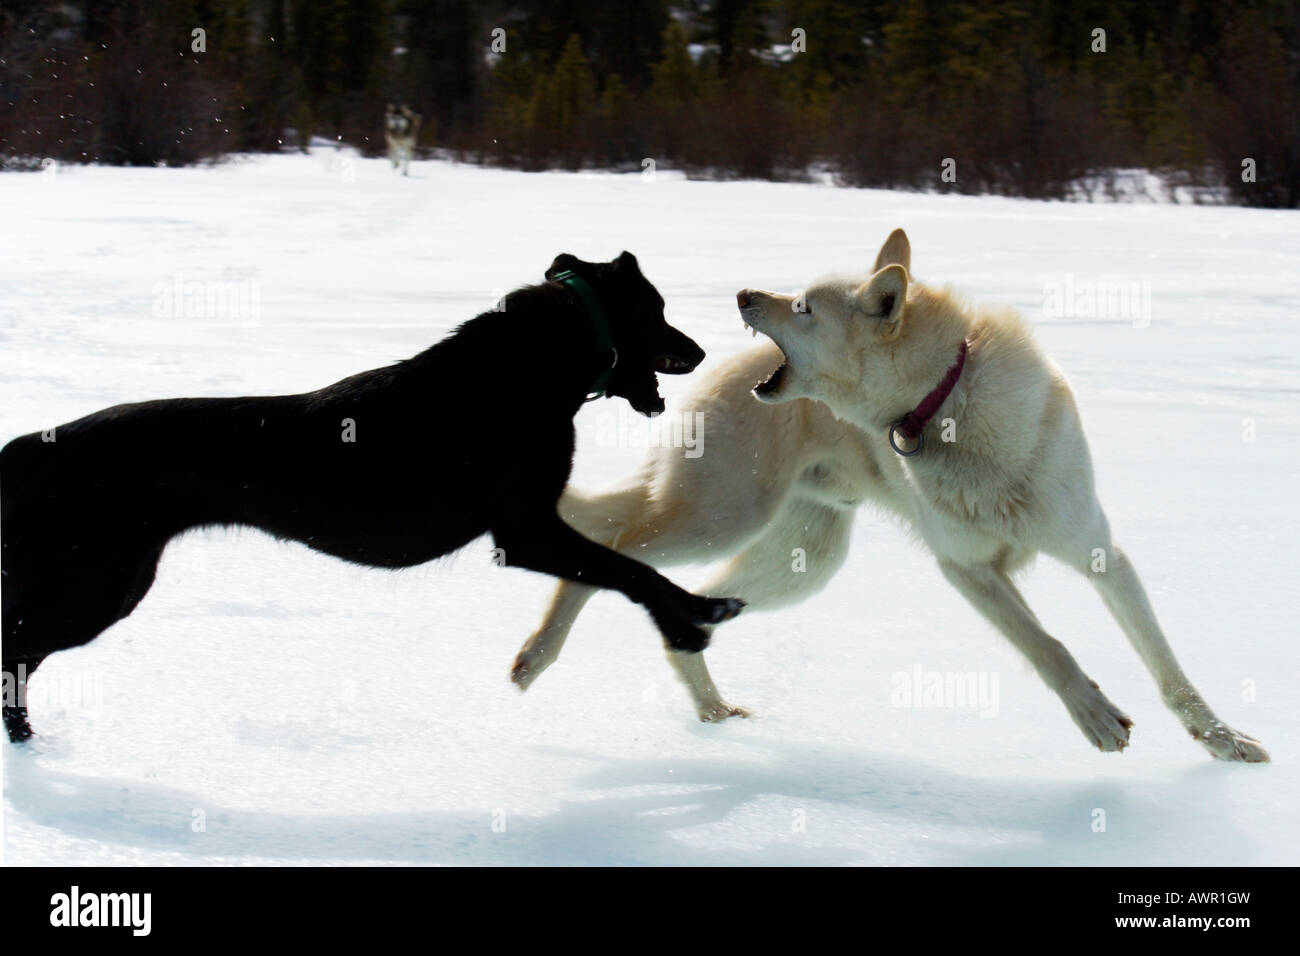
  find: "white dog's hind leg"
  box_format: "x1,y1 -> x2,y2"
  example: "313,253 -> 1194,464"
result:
1079,539 -> 1268,762
938,559 -> 1134,752
510,484 -> 643,690
665,648 -> 746,721
510,477 -> 765,692
511,580 -> 599,690
675,499 -> 854,720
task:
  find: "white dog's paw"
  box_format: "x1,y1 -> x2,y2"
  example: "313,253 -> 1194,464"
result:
1064,680 -> 1132,753
697,701 -> 752,722
1192,723 -> 1270,763
509,657 -> 536,690
510,646 -> 552,692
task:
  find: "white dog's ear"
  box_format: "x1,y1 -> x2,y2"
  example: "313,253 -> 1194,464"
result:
872,228 -> 911,274
859,264 -> 908,342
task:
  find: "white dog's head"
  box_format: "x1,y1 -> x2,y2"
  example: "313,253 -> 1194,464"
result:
737,228 -> 965,430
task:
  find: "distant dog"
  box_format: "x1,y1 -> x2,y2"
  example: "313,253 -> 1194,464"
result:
1,252 -> 743,742
384,104 -> 421,175
513,230 -> 1266,762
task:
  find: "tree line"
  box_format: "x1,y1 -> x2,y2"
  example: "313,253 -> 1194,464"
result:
2,0 -> 1296,206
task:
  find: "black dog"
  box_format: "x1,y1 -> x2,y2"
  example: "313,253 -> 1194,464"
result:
0,252 -> 743,742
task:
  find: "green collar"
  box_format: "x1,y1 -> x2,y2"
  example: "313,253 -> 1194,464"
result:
552,270 -> 617,399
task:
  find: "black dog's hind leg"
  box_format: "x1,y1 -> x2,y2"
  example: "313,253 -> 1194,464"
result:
492,513 -> 743,652
2,659 -> 40,743
1,542 -> 165,742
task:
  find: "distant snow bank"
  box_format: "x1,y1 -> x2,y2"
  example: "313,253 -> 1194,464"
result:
7,145 -> 1236,207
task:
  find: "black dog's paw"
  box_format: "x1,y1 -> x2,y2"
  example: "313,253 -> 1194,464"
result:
655,614 -> 712,653
711,596 -> 746,623
686,595 -> 746,625
650,593 -> 741,652
3,707 -> 34,744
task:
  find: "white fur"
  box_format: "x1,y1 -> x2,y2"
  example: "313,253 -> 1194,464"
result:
512,229 -> 1267,761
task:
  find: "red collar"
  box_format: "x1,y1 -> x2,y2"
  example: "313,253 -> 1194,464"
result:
888,340 -> 969,457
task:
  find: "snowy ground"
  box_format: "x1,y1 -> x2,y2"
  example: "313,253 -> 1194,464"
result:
2,151 -> 1298,866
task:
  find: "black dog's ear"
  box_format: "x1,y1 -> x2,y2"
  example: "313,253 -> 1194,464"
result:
546,253 -> 581,280
615,250 -> 639,270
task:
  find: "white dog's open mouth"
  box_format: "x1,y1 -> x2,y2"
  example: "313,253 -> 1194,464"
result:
754,360 -> 787,397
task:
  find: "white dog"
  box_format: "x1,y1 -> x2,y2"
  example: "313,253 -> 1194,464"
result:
512,229 -> 1267,761
384,104 -> 421,175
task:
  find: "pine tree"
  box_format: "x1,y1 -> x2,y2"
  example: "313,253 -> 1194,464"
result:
650,20 -> 699,106
536,34 -> 596,167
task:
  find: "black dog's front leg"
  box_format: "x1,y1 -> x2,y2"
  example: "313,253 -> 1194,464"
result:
492,514 -> 742,652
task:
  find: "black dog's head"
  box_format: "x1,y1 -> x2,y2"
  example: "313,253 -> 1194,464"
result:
545,251 -> 704,416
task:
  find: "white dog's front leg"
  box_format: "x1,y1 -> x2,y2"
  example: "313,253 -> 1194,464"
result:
1086,543 -> 1268,762
938,559 -> 1133,752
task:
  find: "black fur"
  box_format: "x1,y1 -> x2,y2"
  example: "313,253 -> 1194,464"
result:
0,252 -> 742,742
